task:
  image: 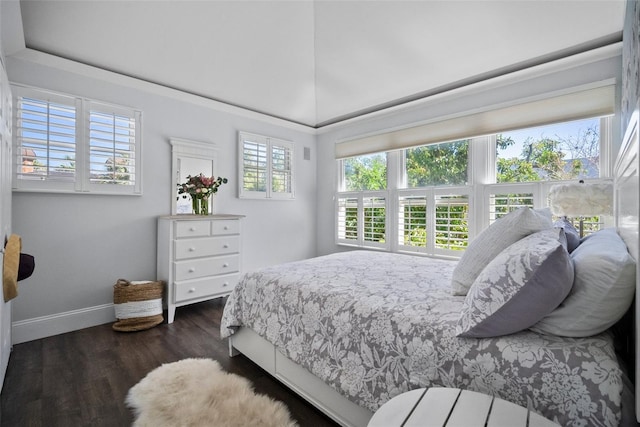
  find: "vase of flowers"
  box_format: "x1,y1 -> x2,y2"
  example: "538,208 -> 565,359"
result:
191,197 -> 200,215
200,195 -> 210,215
177,173 -> 228,215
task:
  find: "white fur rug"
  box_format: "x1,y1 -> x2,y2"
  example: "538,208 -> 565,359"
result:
126,358 -> 298,427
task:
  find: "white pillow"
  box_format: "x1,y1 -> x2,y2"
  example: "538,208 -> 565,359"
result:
451,207 -> 553,296
531,228 -> 636,337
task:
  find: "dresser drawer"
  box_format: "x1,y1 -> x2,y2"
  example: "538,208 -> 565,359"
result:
175,220 -> 211,238
211,220 -> 240,235
174,274 -> 239,302
174,254 -> 240,281
174,236 -> 240,260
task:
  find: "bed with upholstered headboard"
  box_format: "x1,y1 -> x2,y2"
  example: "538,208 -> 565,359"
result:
222,111 -> 640,427
614,106 -> 640,426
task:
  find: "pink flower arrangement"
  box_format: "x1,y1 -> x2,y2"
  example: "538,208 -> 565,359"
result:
177,173 -> 228,200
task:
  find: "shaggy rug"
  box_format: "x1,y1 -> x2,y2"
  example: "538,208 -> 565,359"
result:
126,358 -> 298,427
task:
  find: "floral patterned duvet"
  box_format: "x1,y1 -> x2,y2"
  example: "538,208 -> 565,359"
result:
221,250 -> 623,427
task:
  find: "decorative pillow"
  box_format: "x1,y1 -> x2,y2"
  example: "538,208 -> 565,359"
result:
553,217 -> 580,252
451,207 -> 553,296
456,228 -> 573,338
531,228 -> 636,337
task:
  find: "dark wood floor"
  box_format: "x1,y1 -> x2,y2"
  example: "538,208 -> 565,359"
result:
0,299 -> 339,427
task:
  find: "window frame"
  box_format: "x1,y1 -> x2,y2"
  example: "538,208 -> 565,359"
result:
238,131 -> 295,200
12,84 -> 142,195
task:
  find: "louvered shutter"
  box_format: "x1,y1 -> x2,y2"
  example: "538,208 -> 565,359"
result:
239,131 -> 295,199
15,90 -> 78,191
88,104 -> 138,187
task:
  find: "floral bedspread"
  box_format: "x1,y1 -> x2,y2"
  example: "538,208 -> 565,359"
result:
221,250 -> 622,427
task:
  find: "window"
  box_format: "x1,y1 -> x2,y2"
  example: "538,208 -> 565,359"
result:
336,152 -> 388,248
15,92 -> 77,185
337,196 -> 358,243
405,139 -> 469,187
239,131 -> 294,199
496,117 -> 602,183
489,191 -> 534,223
398,194 -> 427,250
396,189 -> 469,256
363,196 -> 386,244
434,194 -> 468,251
336,193 -> 388,249
88,104 -> 138,187
342,153 -> 387,191
13,85 -> 142,194
336,114 -> 613,254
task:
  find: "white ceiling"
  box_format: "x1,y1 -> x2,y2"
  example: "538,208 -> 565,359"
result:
15,0 -> 626,128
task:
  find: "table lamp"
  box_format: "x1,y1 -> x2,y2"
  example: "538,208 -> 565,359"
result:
548,181 -> 613,237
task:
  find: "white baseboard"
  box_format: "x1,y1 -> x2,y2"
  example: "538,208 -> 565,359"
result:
12,303 -> 116,344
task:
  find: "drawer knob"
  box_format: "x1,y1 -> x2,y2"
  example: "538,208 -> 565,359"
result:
223,263 -> 229,268
188,287 -> 196,293
223,282 -> 228,287
223,244 -> 229,249
189,268 -> 196,273
189,247 -> 196,252
224,226 -> 229,230
190,227 -> 196,231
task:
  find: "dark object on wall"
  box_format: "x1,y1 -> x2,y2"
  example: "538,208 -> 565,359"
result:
112,279 -> 164,332
17,253 -> 35,282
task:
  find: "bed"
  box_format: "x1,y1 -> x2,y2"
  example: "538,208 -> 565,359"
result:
221,113 -> 640,427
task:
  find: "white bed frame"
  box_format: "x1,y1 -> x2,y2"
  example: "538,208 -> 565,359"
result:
229,108 -> 640,427
230,327 -> 373,426
615,106 -> 640,423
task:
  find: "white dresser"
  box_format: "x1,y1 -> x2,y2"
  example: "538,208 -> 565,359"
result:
157,214 -> 244,323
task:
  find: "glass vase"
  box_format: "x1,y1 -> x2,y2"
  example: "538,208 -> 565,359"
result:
191,197 -> 200,215
200,197 -> 209,215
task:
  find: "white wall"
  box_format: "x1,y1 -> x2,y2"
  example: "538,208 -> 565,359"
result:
315,47 -> 623,257
6,52 -> 317,342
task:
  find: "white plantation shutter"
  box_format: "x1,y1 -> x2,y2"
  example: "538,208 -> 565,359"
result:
272,143 -> 292,194
242,134 -> 268,193
239,131 -> 294,199
488,184 -> 536,223
396,189 -> 470,255
14,89 -> 78,191
363,196 -> 386,245
337,195 -> 358,243
398,194 -> 428,252
335,193 -> 388,249
88,104 -> 139,189
434,194 -> 469,252
13,85 -> 142,194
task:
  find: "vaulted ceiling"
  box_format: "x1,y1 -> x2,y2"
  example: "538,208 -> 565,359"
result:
14,1 -> 626,128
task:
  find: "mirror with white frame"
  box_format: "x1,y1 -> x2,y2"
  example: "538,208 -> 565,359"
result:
170,138 -> 219,215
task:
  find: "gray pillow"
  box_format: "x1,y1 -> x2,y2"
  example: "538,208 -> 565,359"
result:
532,228 -> 636,337
451,207 -> 553,296
553,217 -> 580,252
456,228 -> 573,338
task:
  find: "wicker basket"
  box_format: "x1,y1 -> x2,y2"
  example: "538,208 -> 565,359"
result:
113,279 -> 164,332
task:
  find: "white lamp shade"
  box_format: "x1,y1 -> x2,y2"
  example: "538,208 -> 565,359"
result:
548,183 -> 613,217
